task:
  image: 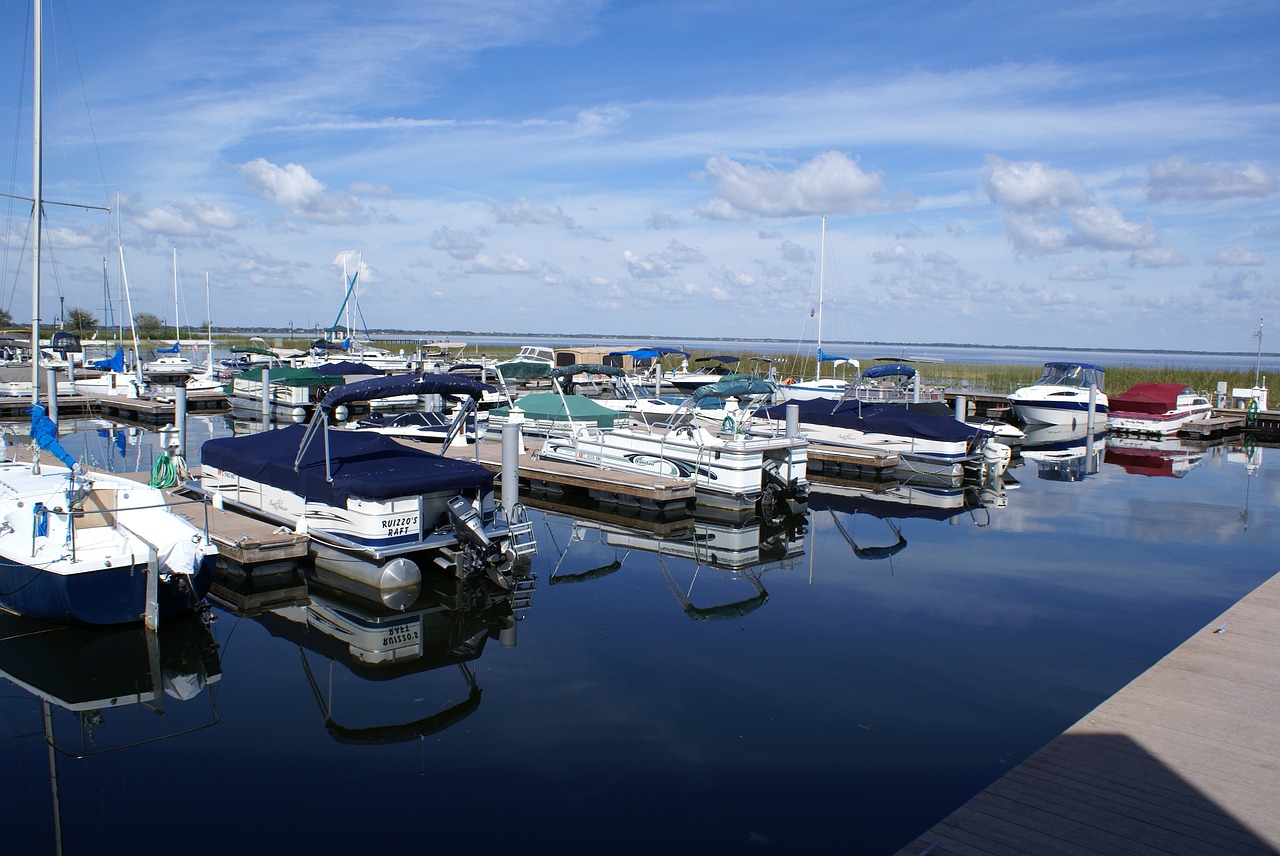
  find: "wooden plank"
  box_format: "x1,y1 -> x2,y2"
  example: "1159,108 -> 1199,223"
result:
892,570 -> 1280,856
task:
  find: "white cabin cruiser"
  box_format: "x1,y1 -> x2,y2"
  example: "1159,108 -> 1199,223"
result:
1008,362 -> 1108,428
1107,384 -> 1212,436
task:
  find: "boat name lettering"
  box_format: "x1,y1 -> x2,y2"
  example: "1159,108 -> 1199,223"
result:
381,514 -> 419,536
381,625 -> 420,647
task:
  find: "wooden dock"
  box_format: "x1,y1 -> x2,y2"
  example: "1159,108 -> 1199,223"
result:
117,471 -> 309,567
892,570 -> 1280,856
2,390 -> 229,424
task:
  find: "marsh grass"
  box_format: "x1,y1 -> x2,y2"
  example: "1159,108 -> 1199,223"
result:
206,338 -> 1262,394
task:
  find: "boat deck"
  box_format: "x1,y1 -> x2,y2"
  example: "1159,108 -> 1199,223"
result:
117,471 -> 310,568
892,570 -> 1280,856
440,437 -> 698,508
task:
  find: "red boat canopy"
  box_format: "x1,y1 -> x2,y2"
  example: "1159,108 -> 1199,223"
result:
1109,383 -> 1192,415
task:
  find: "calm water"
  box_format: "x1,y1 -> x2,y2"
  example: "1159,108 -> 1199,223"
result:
2,414 -> 1277,855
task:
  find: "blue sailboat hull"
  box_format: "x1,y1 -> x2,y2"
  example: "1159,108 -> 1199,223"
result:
0,554 -> 217,626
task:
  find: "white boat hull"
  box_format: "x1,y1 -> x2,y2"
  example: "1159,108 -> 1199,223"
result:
539,424 -> 808,510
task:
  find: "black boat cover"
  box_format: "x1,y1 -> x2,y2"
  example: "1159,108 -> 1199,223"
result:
760,399 -> 981,443
318,373 -> 495,410
202,424 -> 493,507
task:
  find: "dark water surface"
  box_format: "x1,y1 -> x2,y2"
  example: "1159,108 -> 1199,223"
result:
2,416 -> 1276,855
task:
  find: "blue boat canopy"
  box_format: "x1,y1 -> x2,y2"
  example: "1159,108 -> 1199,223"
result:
608,347 -> 690,360
862,363 -> 917,380
155,341 -> 181,354
203,424 -> 493,508
695,355 -> 739,364
318,373 -> 495,411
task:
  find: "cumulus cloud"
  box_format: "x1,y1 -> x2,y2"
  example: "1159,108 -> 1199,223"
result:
982,155 -> 1089,211
1207,244 -> 1265,266
621,240 -> 705,280
1048,264 -> 1110,281
132,199 -> 243,236
429,228 -> 485,261
1069,205 -> 1157,251
695,151 -> 892,220
646,210 -> 682,230
872,243 -> 914,264
1129,247 -> 1188,268
1201,270 -> 1264,301
1147,156 -> 1278,201
985,156 -> 1160,257
491,198 -> 576,228
238,158 -> 363,224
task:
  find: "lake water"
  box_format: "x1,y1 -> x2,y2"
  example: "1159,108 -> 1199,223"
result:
1,412 -> 1277,854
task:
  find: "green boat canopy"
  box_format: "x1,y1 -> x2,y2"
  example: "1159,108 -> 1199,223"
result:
495,360 -> 553,379
490,392 -> 623,428
233,366 -> 345,387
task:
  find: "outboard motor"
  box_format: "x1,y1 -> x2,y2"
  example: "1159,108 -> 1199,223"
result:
446,495 -> 515,586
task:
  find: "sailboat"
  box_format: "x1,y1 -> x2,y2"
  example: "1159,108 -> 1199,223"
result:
0,0 -> 217,626
143,248 -> 194,376
778,216 -> 859,402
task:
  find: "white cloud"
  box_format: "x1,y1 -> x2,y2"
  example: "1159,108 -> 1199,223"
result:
695,151 -> 891,220
1207,244 -> 1265,266
491,198 -> 576,228
1069,205 -> 1157,251
1129,247 -> 1188,268
1048,264 -> 1110,281
1002,211 -> 1071,255
429,228 -> 486,261
982,155 -> 1090,211
1147,156 -> 1277,201
237,158 -> 363,224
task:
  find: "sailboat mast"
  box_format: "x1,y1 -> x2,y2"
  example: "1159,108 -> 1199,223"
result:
816,215 -> 825,384
172,247 -> 181,345
30,0 -> 43,405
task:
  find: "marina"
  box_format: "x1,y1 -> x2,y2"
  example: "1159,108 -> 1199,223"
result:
0,388 -> 1275,853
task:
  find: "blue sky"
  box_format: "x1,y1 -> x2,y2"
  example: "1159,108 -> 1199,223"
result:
1,0 -> 1277,351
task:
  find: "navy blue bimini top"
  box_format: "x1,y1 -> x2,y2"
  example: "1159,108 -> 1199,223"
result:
202,424 -> 494,507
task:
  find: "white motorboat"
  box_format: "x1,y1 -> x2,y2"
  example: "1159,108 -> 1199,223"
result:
1008,362 -> 1109,427
537,387 -> 809,512
1107,383 -> 1212,436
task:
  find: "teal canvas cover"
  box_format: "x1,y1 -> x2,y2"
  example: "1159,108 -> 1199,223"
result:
491,392 -> 622,428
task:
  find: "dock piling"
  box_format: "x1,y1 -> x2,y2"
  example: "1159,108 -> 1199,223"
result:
175,381 -> 188,459
501,421 -> 520,516
261,366 -> 271,429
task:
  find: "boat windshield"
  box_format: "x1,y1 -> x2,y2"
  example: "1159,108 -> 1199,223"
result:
1034,363 -> 1105,393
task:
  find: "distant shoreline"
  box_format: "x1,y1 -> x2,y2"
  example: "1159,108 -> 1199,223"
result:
223,328 -> 1275,360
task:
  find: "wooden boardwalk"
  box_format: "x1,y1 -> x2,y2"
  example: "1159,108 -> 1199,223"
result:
892,571 -> 1280,856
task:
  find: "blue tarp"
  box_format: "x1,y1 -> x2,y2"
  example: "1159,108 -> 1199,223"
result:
92,347 -> 125,371
202,424 -> 493,508
156,341 -> 181,354
29,404 -> 76,469
760,399 -> 981,443
318,373 -> 496,410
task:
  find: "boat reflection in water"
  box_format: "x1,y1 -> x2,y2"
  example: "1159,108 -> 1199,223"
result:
542,497 -> 807,621
0,611 -> 221,854
1018,424 -> 1108,482
808,478 -> 990,566
1105,435 -> 1209,479
243,566 -> 527,745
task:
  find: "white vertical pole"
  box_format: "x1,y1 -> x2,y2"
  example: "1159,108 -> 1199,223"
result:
30,0 -> 43,406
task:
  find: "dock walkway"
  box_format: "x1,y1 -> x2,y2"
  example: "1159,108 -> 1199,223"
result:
892,570 -> 1280,856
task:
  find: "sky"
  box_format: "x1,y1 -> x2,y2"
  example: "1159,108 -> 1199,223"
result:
0,0 -> 1277,352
